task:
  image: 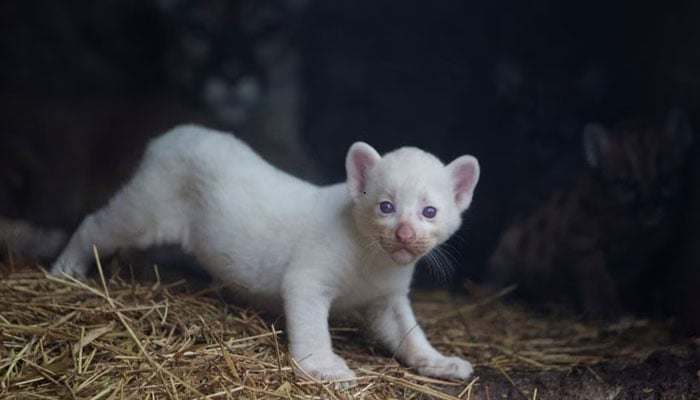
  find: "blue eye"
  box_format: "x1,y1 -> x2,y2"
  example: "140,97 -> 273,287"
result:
379,201 -> 395,214
422,206 -> 437,219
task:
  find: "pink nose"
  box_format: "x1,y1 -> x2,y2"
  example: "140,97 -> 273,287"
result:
395,222 -> 416,243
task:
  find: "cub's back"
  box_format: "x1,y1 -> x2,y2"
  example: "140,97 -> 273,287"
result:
142,124 -> 314,198
145,124 -> 265,175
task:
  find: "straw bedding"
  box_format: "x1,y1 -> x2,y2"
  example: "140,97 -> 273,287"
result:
1,256 -> 698,399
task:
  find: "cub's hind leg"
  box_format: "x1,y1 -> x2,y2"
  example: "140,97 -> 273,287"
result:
51,171 -> 185,277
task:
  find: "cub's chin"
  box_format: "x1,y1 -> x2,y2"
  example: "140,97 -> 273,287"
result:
388,248 -> 418,265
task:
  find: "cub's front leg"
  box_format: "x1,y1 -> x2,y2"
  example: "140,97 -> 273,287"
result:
282,281 -> 356,384
366,295 -> 473,380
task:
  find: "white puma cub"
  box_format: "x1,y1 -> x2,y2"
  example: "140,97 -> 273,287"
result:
52,125 -> 480,383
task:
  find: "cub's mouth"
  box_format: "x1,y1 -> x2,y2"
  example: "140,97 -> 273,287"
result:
380,239 -> 430,265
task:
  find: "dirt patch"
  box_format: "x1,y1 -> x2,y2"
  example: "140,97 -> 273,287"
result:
458,351 -> 700,400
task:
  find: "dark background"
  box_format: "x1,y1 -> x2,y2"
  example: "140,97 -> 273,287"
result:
1,0 -> 699,296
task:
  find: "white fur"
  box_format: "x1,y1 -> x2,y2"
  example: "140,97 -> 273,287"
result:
52,125 -> 480,383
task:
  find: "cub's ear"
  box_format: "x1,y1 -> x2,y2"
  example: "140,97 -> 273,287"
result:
447,155 -> 480,212
346,142 -> 381,198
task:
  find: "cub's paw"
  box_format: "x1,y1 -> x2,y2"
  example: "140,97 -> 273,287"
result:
50,259 -> 87,278
414,356 -> 473,381
294,353 -> 357,388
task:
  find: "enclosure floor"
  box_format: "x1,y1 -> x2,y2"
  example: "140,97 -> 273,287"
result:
1,265 -> 698,399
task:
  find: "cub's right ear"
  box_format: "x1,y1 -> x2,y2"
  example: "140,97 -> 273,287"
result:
346,142 -> 381,198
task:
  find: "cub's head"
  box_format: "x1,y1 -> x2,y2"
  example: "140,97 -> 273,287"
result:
346,142 -> 480,265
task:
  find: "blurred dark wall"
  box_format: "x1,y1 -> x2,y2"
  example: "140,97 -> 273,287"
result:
0,0 -> 312,227
1,0 -> 699,292
301,0 -> 700,281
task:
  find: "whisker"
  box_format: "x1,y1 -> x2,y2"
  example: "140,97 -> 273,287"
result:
438,250 -> 455,283
423,252 -> 444,284
359,239 -> 382,274
439,240 -> 463,259
437,244 -> 460,266
359,240 -> 374,269
424,245 -> 456,285
436,253 -> 452,284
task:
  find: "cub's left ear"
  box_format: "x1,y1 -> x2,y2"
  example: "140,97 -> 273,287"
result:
346,142 -> 382,199
447,155 -> 480,212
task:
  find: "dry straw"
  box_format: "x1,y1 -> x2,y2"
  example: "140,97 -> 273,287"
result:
0,251 -> 685,399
